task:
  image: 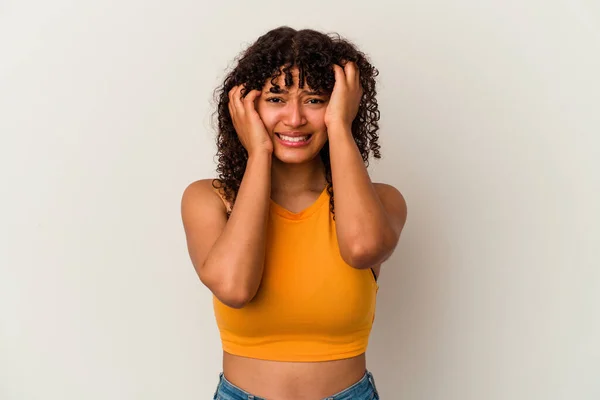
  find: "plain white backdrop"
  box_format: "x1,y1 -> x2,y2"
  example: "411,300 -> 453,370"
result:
1,1 -> 599,399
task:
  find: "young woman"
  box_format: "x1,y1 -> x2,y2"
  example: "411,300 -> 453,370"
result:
181,26 -> 407,400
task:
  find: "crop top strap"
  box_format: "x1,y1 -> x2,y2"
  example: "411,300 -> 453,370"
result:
212,182 -> 233,214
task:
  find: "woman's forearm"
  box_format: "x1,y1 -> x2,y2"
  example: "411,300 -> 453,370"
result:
203,150 -> 272,305
328,125 -> 397,268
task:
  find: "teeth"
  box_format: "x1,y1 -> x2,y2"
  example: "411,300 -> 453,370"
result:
280,134 -> 309,142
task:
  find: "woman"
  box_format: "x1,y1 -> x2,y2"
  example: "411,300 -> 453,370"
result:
181,26 -> 407,400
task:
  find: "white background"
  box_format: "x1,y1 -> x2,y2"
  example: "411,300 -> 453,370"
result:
1,1 -> 599,399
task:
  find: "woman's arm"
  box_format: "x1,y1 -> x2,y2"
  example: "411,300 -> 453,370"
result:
181,86 -> 273,308
325,62 -> 407,269
328,125 -> 407,269
181,152 -> 271,308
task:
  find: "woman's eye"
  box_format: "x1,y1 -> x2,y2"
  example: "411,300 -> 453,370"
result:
307,99 -> 324,104
266,97 -> 283,103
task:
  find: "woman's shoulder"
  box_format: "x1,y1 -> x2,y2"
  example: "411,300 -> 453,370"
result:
182,178 -> 218,197
181,178 -> 230,214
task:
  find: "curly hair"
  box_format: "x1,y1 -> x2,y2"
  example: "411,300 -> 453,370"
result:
212,26 -> 381,217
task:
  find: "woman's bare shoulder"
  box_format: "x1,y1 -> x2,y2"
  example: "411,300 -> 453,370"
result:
181,178 -> 229,214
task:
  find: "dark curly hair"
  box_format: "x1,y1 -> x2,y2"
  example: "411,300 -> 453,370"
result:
212,26 -> 381,217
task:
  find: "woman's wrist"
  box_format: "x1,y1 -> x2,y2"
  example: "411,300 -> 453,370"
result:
326,123 -> 353,139
248,147 -> 273,160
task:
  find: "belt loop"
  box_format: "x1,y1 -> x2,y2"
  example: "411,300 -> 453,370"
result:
367,371 -> 379,397
248,396 -> 254,400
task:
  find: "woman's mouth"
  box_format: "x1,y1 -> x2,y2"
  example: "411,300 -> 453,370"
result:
275,133 -> 313,147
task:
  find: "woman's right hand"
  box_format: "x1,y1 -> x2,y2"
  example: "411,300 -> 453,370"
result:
228,85 -> 273,156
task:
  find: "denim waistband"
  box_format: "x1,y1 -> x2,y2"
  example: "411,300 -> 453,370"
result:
214,369 -> 379,400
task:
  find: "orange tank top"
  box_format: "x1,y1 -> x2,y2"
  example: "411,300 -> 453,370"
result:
213,187 -> 379,362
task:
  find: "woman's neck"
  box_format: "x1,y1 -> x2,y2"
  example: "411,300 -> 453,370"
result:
271,156 -> 327,195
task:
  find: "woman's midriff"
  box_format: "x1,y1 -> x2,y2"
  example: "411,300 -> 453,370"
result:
222,351 -> 367,400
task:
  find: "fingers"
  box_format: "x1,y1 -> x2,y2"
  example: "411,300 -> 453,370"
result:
345,62 -> 362,89
228,85 -> 243,118
332,64 -> 346,85
242,89 -> 262,113
228,85 -> 261,115
333,62 -> 362,103
344,61 -> 355,83
334,62 -> 361,88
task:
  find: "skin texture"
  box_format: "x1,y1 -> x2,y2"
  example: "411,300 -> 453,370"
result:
181,31 -> 407,399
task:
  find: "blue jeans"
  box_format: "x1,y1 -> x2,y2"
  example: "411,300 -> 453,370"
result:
213,370 -> 380,400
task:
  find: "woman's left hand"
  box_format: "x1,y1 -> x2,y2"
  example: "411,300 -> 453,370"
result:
324,61 -> 363,131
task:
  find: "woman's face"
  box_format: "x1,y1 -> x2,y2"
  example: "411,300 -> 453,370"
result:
255,67 -> 330,164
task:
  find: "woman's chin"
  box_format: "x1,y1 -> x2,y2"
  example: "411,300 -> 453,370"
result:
273,147 -> 320,164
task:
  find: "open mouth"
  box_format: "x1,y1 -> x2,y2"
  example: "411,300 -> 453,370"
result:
275,133 -> 313,146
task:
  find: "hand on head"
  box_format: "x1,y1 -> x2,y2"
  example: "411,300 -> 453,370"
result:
325,61 -> 364,130
228,85 -> 273,156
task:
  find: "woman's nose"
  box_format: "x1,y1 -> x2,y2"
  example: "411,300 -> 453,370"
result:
283,102 -> 307,127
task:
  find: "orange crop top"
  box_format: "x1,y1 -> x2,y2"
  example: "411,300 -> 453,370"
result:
212,187 -> 379,362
